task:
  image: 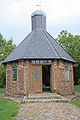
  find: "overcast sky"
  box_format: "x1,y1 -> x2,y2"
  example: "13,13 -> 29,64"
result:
0,0 -> 80,45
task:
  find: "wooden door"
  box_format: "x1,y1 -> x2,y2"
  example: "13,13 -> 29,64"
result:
30,65 -> 42,93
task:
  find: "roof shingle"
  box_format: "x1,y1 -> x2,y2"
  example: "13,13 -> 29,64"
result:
2,28 -> 75,63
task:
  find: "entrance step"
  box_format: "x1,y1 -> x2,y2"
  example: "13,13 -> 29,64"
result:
28,93 -> 63,99
26,98 -> 69,103
22,92 -> 69,103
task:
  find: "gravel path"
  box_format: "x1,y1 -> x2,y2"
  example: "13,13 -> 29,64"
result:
16,103 -> 80,120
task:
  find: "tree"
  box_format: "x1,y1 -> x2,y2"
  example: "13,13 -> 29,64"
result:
0,34 -> 16,87
56,30 -> 80,85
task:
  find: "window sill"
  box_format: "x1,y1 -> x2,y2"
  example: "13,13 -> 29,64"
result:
62,80 -> 70,82
12,81 -> 17,83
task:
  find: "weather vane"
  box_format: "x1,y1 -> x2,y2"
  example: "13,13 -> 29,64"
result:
36,4 -> 41,10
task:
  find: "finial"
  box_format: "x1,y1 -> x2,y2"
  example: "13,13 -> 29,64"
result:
36,4 -> 41,10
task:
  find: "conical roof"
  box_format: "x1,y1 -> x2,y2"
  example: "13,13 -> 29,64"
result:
2,28 -> 75,63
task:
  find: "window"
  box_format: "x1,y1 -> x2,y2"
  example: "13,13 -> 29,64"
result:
36,60 -> 39,63
44,60 -> 47,63
48,60 -> 51,63
32,60 -> 35,64
12,62 -> 17,81
34,71 -> 40,79
65,62 -> 69,80
31,60 -> 52,64
40,60 -> 44,63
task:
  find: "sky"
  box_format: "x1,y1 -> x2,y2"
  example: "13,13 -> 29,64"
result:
0,0 -> 80,45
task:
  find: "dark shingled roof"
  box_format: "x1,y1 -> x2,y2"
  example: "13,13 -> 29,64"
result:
2,28 -> 75,63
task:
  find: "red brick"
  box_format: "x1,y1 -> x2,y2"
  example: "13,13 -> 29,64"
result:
6,59 -> 74,95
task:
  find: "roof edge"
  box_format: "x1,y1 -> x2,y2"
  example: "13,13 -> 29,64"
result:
2,57 -> 76,64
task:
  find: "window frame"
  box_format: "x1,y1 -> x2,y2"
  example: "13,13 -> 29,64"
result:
65,62 -> 69,80
31,60 -> 52,64
11,62 -> 17,82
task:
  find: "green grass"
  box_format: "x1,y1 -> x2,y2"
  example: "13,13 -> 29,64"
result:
0,88 -> 6,93
0,98 -> 19,120
71,96 -> 80,108
74,85 -> 80,92
71,85 -> 80,107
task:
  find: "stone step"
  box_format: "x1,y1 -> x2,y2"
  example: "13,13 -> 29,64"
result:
28,96 -> 62,99
25,98 -> 69,103
22,93 -> 69,103
28,93 -> 63,99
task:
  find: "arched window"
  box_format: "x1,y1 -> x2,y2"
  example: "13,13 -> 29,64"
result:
65,62 -> 69,80
12,62 -> 17,81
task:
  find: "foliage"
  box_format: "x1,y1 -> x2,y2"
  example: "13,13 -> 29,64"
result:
0,65 -> 6,87
0,98 -> 19,120
78,79 -> 80,85
71,85 -> 80,107
74,85 -> 80,92
0,88 -> 6,93
71,97 -> 80,108
56,30 -> 80,84
0,33 -> 16,88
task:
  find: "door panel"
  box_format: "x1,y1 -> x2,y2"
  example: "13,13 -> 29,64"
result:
30,65 -> 42,92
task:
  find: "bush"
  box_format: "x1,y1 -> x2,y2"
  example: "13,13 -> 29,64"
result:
0,33 -> 16,88
0,65 -> 6,88
77,79 -> 80,85
74,85 -> 80,92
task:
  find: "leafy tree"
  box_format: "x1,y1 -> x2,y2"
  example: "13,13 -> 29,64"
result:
56,30 -> 80,85
0,34 -> 16,87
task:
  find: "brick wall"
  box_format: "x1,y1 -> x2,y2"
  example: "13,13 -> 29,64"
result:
24,60 -> 30,95
6,59 -> 74,95
17,60 -> 24,94
6,62 -> 17,94
51,60 -> 74,95
6,60 -> 30,95
51,60 -> 58,92
6,63 -> 12,93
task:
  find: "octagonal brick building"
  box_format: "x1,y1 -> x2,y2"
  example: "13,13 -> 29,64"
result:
2,10 -> 75,95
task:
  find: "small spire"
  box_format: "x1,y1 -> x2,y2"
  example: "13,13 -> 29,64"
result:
36,4 -> 41,10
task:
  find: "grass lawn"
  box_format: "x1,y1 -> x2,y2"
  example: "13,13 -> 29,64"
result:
71,85 -> 80,107
0,88 -> 6,93
0,98 -> 19,120
71,96 -> 80,108
74,85 -> 80,92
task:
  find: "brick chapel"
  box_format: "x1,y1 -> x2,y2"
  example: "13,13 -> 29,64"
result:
2,10 -> 75,95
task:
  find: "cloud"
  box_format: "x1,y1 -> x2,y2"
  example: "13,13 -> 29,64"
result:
0,0 -> 80,24
0,0 -> 80,45
45,0 -> 80,24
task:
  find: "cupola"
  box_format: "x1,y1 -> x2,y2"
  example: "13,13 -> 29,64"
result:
31,10 -> 46,31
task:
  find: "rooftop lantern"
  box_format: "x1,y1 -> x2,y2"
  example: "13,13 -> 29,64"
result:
31,5 -> 46,31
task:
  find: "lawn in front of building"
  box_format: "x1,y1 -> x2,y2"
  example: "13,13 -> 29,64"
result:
71,85 -> 80,107
71,96 -> 80,107
0,98 -> 19,120
0,85 -> 80,120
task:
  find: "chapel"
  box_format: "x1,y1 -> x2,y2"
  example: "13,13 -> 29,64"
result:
2,10 -> 75,95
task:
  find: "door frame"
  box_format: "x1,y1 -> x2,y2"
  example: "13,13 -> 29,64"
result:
30,63 -> 52,93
